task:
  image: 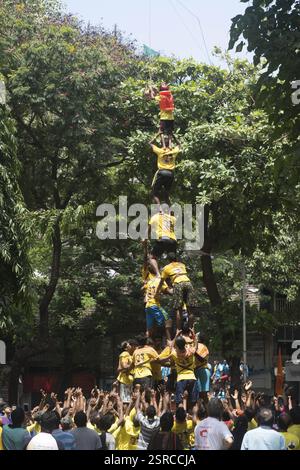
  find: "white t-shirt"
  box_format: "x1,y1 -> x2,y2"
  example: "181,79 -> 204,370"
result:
241,426 -> 286,450
194,417 -> 233,450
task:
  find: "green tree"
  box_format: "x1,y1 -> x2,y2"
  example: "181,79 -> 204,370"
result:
229,1 -> 300,161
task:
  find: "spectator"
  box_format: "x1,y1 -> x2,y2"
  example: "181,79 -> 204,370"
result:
194,398 -> 233,450
135,392 -> 160,450
97,414 -> 116,450
148,412 -> 183,450
0,405 -> 12,425
231,415 -> 248,450
241,408 -> 286,450
172,406 -> 194,450
288,406 -> 300,441
26,432 -> 59,450
52,416 -> 76,450
71,411 -> 102,450
2,407 -> 30,450
277,412 -> 300,450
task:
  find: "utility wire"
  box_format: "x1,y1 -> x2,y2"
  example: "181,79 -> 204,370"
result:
168,0 -> 205,60
176,0 -> 213,65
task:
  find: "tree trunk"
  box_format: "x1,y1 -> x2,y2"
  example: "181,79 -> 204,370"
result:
39,219 -> 62,339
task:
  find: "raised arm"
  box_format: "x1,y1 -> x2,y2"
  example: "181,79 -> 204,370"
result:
149,132 -> 161,146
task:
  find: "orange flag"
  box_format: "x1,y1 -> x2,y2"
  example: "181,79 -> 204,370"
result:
275,346 -> 284,396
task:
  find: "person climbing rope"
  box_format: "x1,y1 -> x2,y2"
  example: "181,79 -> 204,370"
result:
149,132 -> 181,206
156,252 -> 197,332
149,82 -> 175,148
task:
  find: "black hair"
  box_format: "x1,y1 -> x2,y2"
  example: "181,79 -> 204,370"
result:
146,337 -> 154,347
197,400 -> 207,420
44,396 -> 56,411
244,407 -> 256,422
207,398 -> 223,420
40,410 -> 60,432
128,338 -> 138,347
175,407 -> 186,423
146,405 -> 156,420
222,411 -> 231,421
175,336 -> 186,351
97,414 -> 115,432
120,341 -> 129,352
160,412 -> 174,432
167,252 -> 177,263
74,411 -> 87,428
277,412 -> 292,431
181,322 -> 190,334
136,334 -> 148,347
11,407 -> 25,428
256,408 -> 274,427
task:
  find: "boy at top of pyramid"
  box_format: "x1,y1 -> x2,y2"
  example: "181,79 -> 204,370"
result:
149,82 -> 175,149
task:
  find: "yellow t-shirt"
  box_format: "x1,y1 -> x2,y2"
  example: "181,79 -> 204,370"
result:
149,213 -> 177,241
145,276 -> 168,308
248,418 -> 258,431
195,343 -> 209,369
172,419 -> 195,450
27,422 -> 41,435
151,145 -> 179,171
159,346 -> 176,371
117,351 -> 133,385
171,349 -> 196,382
288,424 -> 300,441
161,262 -> 190,285
155,95 -> 174,120
0,426 -> 3,451
133,346 -> 159,379
280,431 -> 300,450
115,408 -> 140,450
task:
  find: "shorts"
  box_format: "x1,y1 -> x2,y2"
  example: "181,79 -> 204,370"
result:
175,379 -> 199,405
195,367 -> 210,393
151,238 -> 177,258
173,281 -> 197,309
133,376 -> 153,391
145,305 -> 170,329
160,119 -> 174,134
152,170 -> 174,195
119,382 -> 132,403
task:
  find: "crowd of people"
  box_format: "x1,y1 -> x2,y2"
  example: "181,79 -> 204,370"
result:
1,356 -> 300,451
1,83 -> 299,452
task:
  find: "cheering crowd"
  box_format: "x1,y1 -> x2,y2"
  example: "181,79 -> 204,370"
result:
0,335 -> 299,450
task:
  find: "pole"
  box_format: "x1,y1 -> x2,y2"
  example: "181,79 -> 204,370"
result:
242,262 -> 247,381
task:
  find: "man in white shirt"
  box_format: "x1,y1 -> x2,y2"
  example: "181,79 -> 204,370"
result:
241,408 -> 286,450
194,398 -> 233,450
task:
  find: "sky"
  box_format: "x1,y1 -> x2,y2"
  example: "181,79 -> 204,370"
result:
63,0 -> 252,65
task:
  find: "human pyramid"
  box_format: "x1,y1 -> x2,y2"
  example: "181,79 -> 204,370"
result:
116,83 -> 210,411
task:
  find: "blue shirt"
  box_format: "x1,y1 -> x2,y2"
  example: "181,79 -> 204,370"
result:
241,426 -> 286,450
52,429 -> 76,450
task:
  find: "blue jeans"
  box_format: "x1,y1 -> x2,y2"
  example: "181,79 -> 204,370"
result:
195,367 -> 210,393
175,379 -> 198,404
